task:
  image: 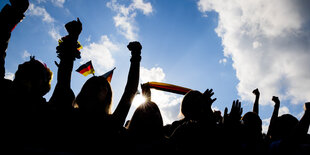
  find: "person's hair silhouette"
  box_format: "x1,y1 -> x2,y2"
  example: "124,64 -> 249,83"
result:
125,101 -> 172,153
127,101 -> 163,135
180,90 -> 204,120
14,56 -> 52,97
74,76 -> 112,114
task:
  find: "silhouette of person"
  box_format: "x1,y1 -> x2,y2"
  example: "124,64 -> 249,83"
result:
72,41 -> 142,154
165,90 -> 204,137
167,89 -> 219,153
0,0 -> 30,103
49,18 -> 82,112
0,1 -> 58,153
125,101 -> 171,153
240,112 -> 265,152
267,101 -> 310,154
165,89 -> 216,137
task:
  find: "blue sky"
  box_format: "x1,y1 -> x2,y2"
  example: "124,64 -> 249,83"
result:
2,0 -> 310,133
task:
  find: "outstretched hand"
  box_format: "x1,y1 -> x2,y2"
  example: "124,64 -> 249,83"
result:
230,100 -> 243,120
224,100 -> 243,123
65,18 -> 82,39
10,0 -> 29,13
127,41 -> 142,56
203,88 -> 217,106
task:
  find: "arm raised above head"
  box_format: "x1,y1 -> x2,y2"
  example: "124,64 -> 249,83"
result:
113,41 -> 142,126
267,96 -> 280,138
296,102 -> 310,135
0,0 -> 29,80
49,18 -> 82,111
252,88 -> 260,114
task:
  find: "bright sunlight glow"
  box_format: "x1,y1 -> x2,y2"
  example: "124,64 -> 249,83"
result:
132,94 -> 146,107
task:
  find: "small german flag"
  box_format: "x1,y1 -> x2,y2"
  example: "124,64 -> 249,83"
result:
101,67 -> 116,83
76,61 -> 95,76
145,82 -> 191,95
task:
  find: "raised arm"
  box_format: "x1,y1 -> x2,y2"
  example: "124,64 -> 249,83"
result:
0,0 -> 29,80
295,102 -> 310,136
202,88 -> 217,121
49,18 -> 82,111
113,41 -> 141,126
223,99 -> 243,125
141,83 -> 151,102
252,88 -> 260,114
267,96 -> 280,138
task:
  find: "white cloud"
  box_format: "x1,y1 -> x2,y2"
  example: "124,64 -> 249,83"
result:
36,0 -> 47,4
36,0 -> 65,8
5,72 -> 15,81
219,58 -> 227,64
51,0 -> 65,8
85,35 -> 91,43
198,0 -> 310,105
132,0 -> 153,15
140,66 -> 165,83
262,118 -> 270,134
27,3 -> 63,41
22,50 -> 31,60
107,0 -> 153,41
252,41 -> 262,49
48,27 -> 61,41
81,35 -> 119,74
139,66 -> 183,124
27,3 -> 55,23
278,106 -> 290,116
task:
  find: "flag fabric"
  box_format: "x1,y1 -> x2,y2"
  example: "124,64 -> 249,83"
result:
101,67 -> 116,83
146,82 -> 192,95
76,61 -> 95,76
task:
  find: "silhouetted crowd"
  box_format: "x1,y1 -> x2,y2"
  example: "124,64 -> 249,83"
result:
0,1 -> 309,154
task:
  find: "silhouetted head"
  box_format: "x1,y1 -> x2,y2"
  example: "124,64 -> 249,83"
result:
127,101 -> 163,137
180,90 -> 204,120
271,114 -> 298,141
13,56 -> 53,97
241,112 -> 262,137
213,110 -> 222,123
74,76 -> 112,114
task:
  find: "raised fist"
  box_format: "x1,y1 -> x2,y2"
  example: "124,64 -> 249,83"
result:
252,88 -> 260,96
127,41 -> 142,56
272,96 -> 279,103
272,96 -> 280,109
10,0 -> 29,13
65,18 -> 82,38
